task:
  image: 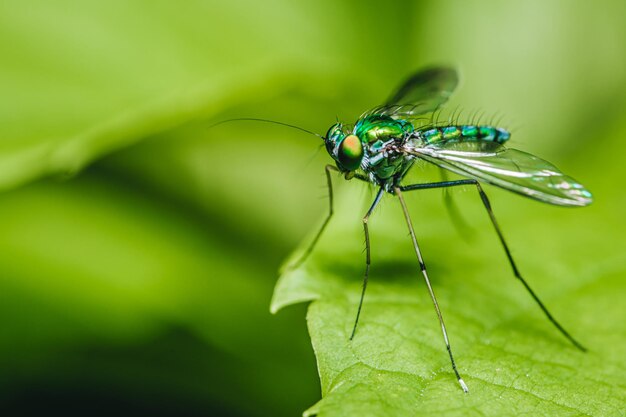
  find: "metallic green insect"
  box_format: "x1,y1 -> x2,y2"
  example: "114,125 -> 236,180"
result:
293,67 -> 592,393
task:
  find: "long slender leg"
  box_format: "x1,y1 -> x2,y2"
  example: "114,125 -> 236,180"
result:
394,187 -> 469,393
350,187 -> 385,341
400,179 -> 587,351
290,165 -> 339,269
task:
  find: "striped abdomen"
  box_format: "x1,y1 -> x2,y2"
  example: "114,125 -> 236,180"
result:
419,125 -> 510,145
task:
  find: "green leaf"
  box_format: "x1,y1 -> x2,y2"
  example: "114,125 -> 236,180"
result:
272,175 -> 626,416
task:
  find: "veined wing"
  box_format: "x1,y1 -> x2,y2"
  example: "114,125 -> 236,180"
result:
362,67 -> 458,119
405,142 -> 593,207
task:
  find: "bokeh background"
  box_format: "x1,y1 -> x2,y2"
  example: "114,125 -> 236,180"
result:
0,1 -> 624,416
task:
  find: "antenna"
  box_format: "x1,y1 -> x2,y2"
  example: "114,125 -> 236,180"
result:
210,118 -> 324,139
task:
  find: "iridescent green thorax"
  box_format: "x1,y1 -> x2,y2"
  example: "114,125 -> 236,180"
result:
353,115 -> 415,183
420,125 -> 510,145
354,115 -> 413,143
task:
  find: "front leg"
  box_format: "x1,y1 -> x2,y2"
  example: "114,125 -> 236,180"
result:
350,187 -> 384,340
289,165 -> 339,269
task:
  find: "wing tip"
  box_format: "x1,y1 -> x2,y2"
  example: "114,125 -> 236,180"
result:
564,188 -> 593,207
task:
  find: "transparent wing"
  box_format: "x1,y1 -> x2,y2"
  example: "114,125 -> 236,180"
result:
387,66 -> 458,107
362,67 -> 459,119
405,142 -> 593,206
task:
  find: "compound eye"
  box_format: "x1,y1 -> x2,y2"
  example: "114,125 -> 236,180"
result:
338,134 -> 363,171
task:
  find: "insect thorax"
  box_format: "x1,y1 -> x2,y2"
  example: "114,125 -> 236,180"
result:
355,115 -> 416,188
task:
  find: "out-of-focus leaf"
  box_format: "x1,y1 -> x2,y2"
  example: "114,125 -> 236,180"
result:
412,0 -> 626,156
0,0 -> 418,192
0,174 -> 317,417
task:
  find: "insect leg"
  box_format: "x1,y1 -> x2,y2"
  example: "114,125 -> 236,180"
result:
393,187 -> 468,393
350,187 -> 385,341
399,179 -> 587,352
290,164 -> 339,268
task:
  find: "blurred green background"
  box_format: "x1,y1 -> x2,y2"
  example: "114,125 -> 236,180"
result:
0,1 -> 624,416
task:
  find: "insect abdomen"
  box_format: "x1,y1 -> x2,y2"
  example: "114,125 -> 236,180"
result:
420,125 -> 510,145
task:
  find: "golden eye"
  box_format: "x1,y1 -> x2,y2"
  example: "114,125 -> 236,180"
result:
338,135 -> 363,171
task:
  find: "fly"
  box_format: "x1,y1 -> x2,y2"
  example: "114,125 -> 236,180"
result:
298,67 -> 592,393
220,67 -> 592,393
